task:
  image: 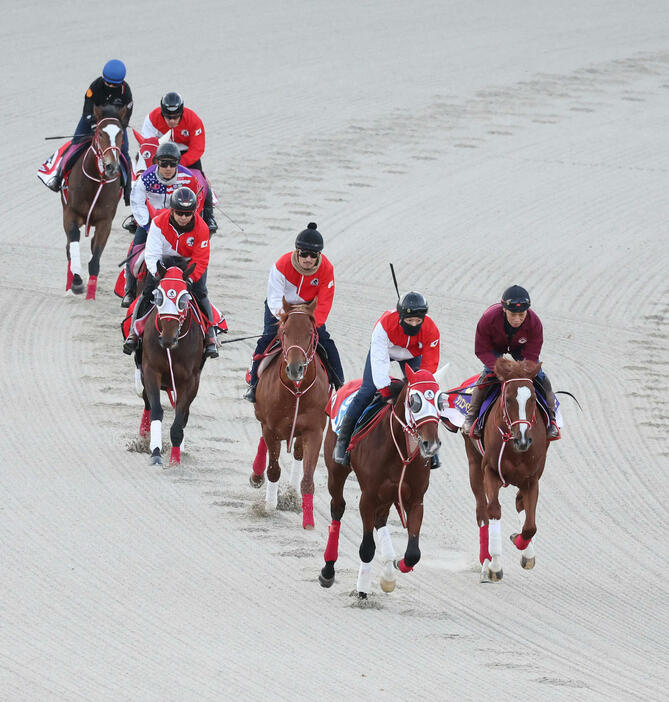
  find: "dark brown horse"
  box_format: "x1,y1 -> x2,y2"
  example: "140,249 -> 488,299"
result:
139,261 -> 204,466
250,298 -> 330,529
63,105 -> 125,300
319,366 -> 442,599
464,357 -> 549,582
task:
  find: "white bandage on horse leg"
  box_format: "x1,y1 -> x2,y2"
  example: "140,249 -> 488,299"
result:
290,458 -> 302,491
517,509 -> 526,531
488,519 -> 502,557
150,420 -> 161,452
265,479 -> 279,510
356,560 -> 373,595
69,241 -> 82,276
376,526 -> 396,562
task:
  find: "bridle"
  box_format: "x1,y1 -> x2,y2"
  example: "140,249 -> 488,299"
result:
499,377 -> 537,441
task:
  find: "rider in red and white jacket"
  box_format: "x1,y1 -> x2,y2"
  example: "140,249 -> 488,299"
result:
141,92 -> 217,233
123,187 -> 218,358
244,222 -> 344,402
332,291 -> 441,468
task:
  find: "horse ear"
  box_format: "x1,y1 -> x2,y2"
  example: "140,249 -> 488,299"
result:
184,263 -> 196,280
405,365 -> 416,383
156,260 -> 166,279
494,357 -> 512,381
132,128 -> 144,145
307,297 -> 317,314
93,105 -> 102,122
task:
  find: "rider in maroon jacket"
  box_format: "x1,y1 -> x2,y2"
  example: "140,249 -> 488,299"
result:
462,285 -> 559,439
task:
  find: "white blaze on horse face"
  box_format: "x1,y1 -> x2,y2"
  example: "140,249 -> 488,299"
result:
516,386 -> 532,439
102,124 -> 121,149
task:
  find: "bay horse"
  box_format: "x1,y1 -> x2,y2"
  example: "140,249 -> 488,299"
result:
463,357 -> 549,583
63,105 -> 126,300
139,260 -> 204,466
319,366 -> 442,599
250,298 -> 330,529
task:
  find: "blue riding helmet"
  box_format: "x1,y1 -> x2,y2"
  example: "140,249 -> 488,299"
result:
102,59 -> 126,84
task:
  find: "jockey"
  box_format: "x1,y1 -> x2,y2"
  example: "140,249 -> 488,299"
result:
332,292 -> 442,469
47,60 -> 133,205
461,285 -> 559,439
141,92 -> 217,234
122,187 -> 218,359
122,142 -> 202,307
243,222 -> 344,403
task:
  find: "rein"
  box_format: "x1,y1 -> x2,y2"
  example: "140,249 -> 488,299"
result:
278,311 -> 320,453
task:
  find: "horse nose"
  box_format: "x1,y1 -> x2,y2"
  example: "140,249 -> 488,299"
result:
421,437 -> 441,457
513,436 -> 532,452
287,362 -> 305,381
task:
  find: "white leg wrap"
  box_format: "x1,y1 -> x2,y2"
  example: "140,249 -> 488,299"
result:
265,479 -> 279,510
517,509 -> 526,531
150,420 -> 161,453
290,458 -> 302,491
376,526 -> 396,563
356,560 -> 373,595
489,519 -> 502,557
69,241 -> 82,276
134,368 -> 143,398
180,436 -> 185,451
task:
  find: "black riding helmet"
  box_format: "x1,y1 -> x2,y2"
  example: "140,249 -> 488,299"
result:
501,285 -> 531,312
397,291 -> 428,319
161,92 -> 184,118
154,142 -> 181,165
170,187 -> 197,213
295,222 -> 323,253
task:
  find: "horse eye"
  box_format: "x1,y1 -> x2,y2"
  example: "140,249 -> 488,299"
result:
177,294 -> 189,311
409,393 -> 422,413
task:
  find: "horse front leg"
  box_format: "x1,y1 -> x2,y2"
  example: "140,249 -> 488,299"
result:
169,395 -> 193,466
87,219 -> 111,300
356,492 -> 377,599
263,429 -> 281,511
375,510 -> 397,593
511,479 -> 539,570
139,388 -> 151,438
250,437 -> 267,488
398,497 -> 424,577
143,369 -> 163,466
483,463 -> 504,582
299,428 -> 322,530
465,438 -> 491,571
65,217 -> 85,295
319,457 -> 350,589
290,436 -> 303,492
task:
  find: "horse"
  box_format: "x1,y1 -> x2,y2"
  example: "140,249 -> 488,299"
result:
463,357 -> 550,583
319,366 -> 443,599
138,259 -> 205,466
249,298 -> 330,529
63,105 -> 126,300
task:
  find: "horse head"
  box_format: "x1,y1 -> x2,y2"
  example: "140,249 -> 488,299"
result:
402,366 -> 443,459
132,128 -> 160,176
92,105 -> 123,180
494,357 -> 541,452
154,260 -> 195,350
279,297 -> 318,384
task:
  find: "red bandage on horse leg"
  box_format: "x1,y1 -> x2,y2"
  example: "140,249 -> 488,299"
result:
170,446 -> 181,465
397,559 -> 413,573
479,524 -> 492,564
513,533 -> 532,550
252,437 -> 267,476
324,520 -> 341,562
86,276 -> 97,300
66,261 -> 73,291
140,410 -> 151,437
302,493 -> 314,529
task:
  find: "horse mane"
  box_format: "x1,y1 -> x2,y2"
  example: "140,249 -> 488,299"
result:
278,300 -> 316,324
162,255 -> 191,271
494,357 -> 541,381
96,104 -> 123,121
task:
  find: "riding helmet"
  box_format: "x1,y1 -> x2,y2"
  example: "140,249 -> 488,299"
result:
501,285 -> 531,312
397,291 -> 428,319
161,92 -> 184,117
102,59 -> 126,84
295,222 -> 323,253
170,187 -> 198,213
154,142 -> 182,164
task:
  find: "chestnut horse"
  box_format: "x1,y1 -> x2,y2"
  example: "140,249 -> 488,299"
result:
139,260 -> 204,466
319,367 -> 442,599
250,298 -> 329,529
464,357 -> 549,583
64,105 -> 126,300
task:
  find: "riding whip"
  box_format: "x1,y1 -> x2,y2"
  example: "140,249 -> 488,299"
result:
216,334 -> 263,345
389,263 -> 401,301
44,135 -> 76,140
216,205 -> 245,231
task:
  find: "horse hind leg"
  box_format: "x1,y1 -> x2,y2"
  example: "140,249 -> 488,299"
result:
250,437 -> 267,488
376,522 -> 398,593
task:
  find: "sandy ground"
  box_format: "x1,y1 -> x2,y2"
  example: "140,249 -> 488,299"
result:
2,1 -> 668,700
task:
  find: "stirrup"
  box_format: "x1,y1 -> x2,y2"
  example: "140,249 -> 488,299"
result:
547,422 -> 560,440
123,336 -> 138,355
205,343 -> 219,359
243,385 -> 256,403
46,174 -> 62,192
121,292 -> 134,308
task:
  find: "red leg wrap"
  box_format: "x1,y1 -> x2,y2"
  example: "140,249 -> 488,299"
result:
170,446 -> 181,465
86,276 -> 97,300
324,520 -> 341,562
397,559 -> 414,573
302,493 -> 314,529
66,262 -> 73,291
139,410 -> 151,437
252,437 -> 267,476
479,524 -> 492,564
513,533 -> 532,550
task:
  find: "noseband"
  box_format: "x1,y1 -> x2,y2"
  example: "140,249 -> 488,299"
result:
499,377 -> 537,438
87,117 -> 122,182
279,311 -> 318,369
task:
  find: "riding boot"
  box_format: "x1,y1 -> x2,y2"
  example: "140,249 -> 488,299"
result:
123,298 -> 147,354
47,166 -> 63,193
462,382 -> 486,437
539,375 -> 560,439
430,453 -> 441,470
196,295 -> 219,358
202,188 -> 218,235
243,384 -> 257,403
333,413 -> 357,466
121,263 -> 136,308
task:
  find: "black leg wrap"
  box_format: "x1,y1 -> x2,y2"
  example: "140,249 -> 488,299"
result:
404,535 -> 421,569
359,532 -> 376,563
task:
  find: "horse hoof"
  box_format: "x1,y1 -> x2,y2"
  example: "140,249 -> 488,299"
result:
480,559 -> 492,583
150,454 -> 163,466
489,568 -> 504,582
521,555 -> 535,570
380,577 -> 396,593
357,591 -> 368,600
71,274 -> 84,295
319,571 -> 335,588
303,522 -> 315,531
249,473 -> 265,489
